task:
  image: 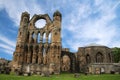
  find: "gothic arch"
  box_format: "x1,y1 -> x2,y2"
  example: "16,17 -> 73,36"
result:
61,51 -> 76,72
61,55 -> 71,71
96,52 -> 103,63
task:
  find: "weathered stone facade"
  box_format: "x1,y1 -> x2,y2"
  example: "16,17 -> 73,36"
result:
76,45 -> 114,73
12,11 -> 114,75
13,11 -> 62,74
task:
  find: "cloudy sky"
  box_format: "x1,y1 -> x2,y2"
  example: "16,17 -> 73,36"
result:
0,0 -> 120,60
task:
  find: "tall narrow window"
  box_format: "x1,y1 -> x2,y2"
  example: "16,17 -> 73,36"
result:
37,33 -> 40,43
26,32 -> 29,43
43,33 -> 46,43
32,32 -> 36,43
86,54 -> 91,64
48,33 -> 51,43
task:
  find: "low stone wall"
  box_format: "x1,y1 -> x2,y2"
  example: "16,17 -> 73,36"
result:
13,63 -> 59,76
88,63 -> 120,74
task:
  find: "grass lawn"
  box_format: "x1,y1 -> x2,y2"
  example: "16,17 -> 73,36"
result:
0,73 -> 120,80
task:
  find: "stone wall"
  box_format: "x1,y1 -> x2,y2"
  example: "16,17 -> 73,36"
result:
88,63 -> 120,74
12,11 -> 116,75
77,46 -> 114,73
13,11 -> 62,74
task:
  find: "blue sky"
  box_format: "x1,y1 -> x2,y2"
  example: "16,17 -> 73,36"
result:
0,0 -> 120,60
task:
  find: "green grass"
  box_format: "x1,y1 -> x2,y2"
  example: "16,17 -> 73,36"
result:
0,73 -> 120,80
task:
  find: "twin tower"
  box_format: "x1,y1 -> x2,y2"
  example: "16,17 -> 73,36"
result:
13,11 -> 62,74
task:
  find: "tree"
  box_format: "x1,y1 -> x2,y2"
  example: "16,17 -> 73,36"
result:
112,47 -> 120,63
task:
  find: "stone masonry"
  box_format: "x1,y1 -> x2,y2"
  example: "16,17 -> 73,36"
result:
12,11 -> 114,75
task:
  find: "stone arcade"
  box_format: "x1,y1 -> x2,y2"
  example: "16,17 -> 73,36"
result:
12,11 -> 115,75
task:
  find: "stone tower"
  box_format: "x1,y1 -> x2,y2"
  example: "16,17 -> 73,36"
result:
13,12 -> 30,65
13,11 -> 62,74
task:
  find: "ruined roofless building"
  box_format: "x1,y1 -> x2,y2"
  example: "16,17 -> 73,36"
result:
13,11 -> 62,74
12,11 -> 114,75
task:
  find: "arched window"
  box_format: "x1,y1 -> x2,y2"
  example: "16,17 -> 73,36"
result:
86,54 -> 91,64
96,52 -> 103,63
48,33 -> 51,43
43,33 -> 46,43
37,33 -> 40,43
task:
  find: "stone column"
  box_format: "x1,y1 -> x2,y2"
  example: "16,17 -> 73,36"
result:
40,35 -> 43,42
46,35 -> 48,43
38,52 -> 42,64
34,33 -> 37,43
32,45 -> 36,63
26,54 -> 30,64
27,46 -> 31,64
43,55 -> 47,64
29,33 -> 32,43
38,44 -> 43,64
32,53 -> 37,64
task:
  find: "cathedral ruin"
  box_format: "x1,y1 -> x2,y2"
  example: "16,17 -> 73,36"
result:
12,11 -> 116,75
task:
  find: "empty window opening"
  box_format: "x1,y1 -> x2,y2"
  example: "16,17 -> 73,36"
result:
35,19 -> 46,28
86,54 -> 91,64
32,33 -> 36,43
37,33 -> 40,43
43,33 -> 46,43
48,33 -> 51,43
96,52 -> 103,63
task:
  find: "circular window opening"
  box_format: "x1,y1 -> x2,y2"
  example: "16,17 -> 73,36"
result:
35,19 -> 46,28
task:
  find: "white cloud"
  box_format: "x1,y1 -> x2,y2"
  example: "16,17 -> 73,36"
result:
0,43 -> 14,54
0,34 -> 16,48
0,34 -> 16,54
0,0 -> 44,26
62,0 -> 120,51
0,0 -> 120,53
